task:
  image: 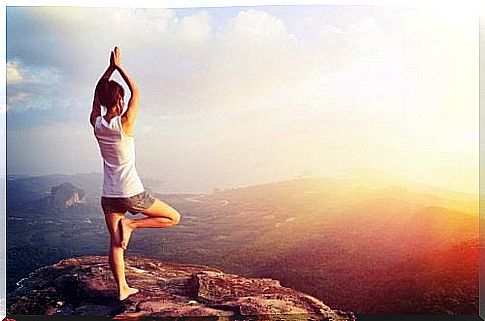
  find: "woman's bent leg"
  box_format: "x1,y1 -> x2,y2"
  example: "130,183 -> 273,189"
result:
119,198 -> 181,249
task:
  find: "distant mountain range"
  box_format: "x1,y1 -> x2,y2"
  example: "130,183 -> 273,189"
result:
6,172 -> 479,314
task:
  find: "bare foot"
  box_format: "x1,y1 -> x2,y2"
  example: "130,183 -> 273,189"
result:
119,217 -> 134,250
118,286 -> 139,301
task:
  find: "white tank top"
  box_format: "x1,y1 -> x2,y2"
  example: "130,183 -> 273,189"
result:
94,115 -> 145,197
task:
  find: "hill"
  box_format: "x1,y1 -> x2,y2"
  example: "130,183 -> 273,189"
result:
6,173 -> 478,314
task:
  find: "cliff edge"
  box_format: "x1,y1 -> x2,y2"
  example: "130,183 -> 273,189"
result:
7,256 -> 356,320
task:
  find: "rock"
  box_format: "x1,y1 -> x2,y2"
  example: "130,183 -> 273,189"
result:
49,182 -> 86,209
7,256 -> 356,320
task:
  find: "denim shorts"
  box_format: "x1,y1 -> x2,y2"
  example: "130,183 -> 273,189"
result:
101,191 -> 156,215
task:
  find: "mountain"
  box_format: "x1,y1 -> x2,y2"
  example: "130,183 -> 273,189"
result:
49,182 -> 86,209
370,238 -> 479,314
6,256 -> 355,320
6,173 -> 479,315
200,177 -> 477,266
6,173 -> 102,208
190,177 -> 478,314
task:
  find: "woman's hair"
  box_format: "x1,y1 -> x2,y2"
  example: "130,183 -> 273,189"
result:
96,79 -> 125,108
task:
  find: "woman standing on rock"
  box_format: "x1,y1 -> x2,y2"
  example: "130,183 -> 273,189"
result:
90,46 -> 181,301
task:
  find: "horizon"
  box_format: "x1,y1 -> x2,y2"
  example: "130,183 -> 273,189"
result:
6,5 -> 478,195
5,167 -> 480,197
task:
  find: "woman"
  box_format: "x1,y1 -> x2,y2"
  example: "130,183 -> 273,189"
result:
90,46 -> 181,301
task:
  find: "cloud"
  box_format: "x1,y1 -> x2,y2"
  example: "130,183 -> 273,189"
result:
7,92 -> 30,105
5,6 -> 477,194
6,61 -> 23,85
7,60 -> 61,85
308,15 -> 392,74
178,11 -> 212,42
6,59 -> 64,111
226,9 -> 288,37
6,6 -> 476,124
191,9 -> 302,109
10,7 -> 383,118
6,7 -> 217,118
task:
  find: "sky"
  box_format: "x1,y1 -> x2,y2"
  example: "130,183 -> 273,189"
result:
5,3 -> 478,193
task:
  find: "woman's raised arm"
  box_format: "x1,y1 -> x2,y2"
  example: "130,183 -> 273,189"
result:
111,47 -> 140,127
90,51 -> 116,127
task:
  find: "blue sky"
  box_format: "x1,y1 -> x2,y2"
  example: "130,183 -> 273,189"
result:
5,4 -> 478,193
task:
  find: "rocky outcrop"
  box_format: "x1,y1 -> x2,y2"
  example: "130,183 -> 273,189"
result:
7,256 -> 356,320
49,182 -> 86,209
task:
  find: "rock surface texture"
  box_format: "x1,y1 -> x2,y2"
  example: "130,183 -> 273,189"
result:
7,256 -> 356,320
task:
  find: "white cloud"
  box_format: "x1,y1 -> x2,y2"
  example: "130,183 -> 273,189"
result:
226,9 -> 288,37
7,92 -> 30,105
7,60 -> 61,85
302,15 -> 316,28
178,11 -> 212,42
6,61 -> 23,85
7,6 -> 476,118
311,15 -> 392,73
6,8 -> 310,115
192,9 -> 305,109
6,59 -> 64,111
5,6 -> 477,193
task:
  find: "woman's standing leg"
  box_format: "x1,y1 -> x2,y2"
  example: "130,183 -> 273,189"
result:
104,212 -> 139,300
